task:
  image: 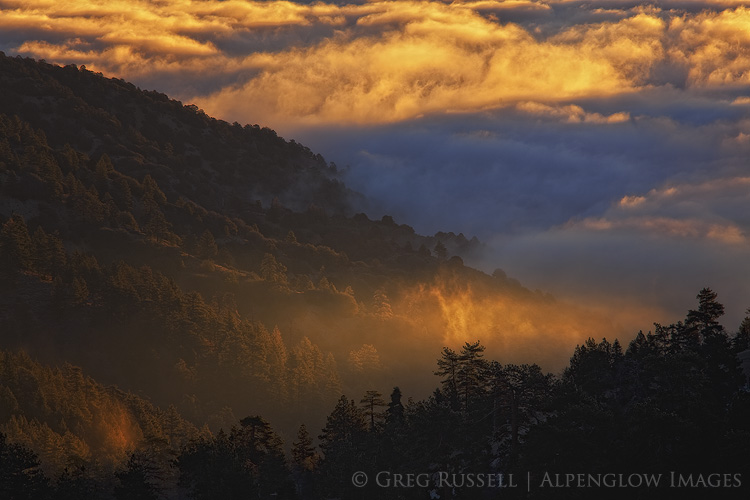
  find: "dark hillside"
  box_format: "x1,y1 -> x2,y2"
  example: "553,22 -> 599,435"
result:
0,52 -> 350,215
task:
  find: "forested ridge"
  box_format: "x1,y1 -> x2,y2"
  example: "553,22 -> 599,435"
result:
2,290 -> 749,499
1,53 -> 749,499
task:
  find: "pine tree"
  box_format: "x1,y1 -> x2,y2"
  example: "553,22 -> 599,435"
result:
268,326 -> 289,401
0,432 -> 50,499
359,390 -> 387,431
144,208 -> 170,242
141,174 -> 167,205
292,424 -> 317,472
54,465 -> 98,500
94,154 -> 112,193
434,347 -> 460,402
491,363 -> 552,464
290,337 -> 324,406
372,288 -> 393,319
112,177 -> 133,211
385,387 -> 405,429
317,396 -> 368,499
196,230 -> 218,260
434,240 -> 447,260
685,287 -> 725,343
0,215 -> 33,277
114,452 -> 160,500
735,309 -> 750,352
30,225 -> 50,274
71,277 -> 89,307
291,424 -> 317,499
321,353 -> 342,400
234,416 -> 294,499
260,253 -> 287,284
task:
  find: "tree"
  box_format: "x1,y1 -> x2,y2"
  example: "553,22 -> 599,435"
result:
684,287 -> 725,344
260,253 -> 287,284
234,416 -> 294,499
196,230 -> 218,259
112,177 -> 133,211
291,424 -> 317,499
177,432 -> 251,500
490,363 -> 552,464
735,308 -> 750,352
71,277 -> 89,307
564,337 -> 622,398
54,466 -> 98,500
94,154 -> 112,193
347,344 -> 381,373
0,432 -> 50,499
268,326 -> 290,399
143,208 -> 170,242
290,336 -> 324,405
434,240 -> 447,260
434,347 -> 460,402
359,390 -> 387,431
114,452 -> 160,500
372,288 -> 393,319
291,424 -> 317,473
380,387 -> 407,472
317,396 -> 368,498
0,215 -> 33,277
456,340 -> 487,410
141,174 -> 166,206
384,387 -> 405,429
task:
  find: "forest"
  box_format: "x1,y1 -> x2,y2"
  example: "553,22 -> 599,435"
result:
1,53 -> 749,499
2,289 -> 749,499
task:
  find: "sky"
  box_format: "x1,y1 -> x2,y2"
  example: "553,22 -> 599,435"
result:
2,0 -> 750,333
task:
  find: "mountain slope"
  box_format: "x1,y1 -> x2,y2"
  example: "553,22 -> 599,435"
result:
0,52 -> 350,215
0,53 -> 618,447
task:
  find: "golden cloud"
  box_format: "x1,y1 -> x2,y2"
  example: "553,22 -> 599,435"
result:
573,216 -> 746,244
196,5 -> 651,125
3,1 -> 750,125
568,175 -> 750,245
516,101 -> 630,123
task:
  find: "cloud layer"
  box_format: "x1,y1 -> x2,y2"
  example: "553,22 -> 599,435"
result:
4,1 -> 750,125
2,0 -> 750,336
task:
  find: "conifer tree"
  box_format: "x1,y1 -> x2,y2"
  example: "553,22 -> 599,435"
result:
196,230 -> 218,259
685,287 -> 725,342
0,214 -> 33,276
434,347 -> 460,403
317,396 -> 368,498
735,309 -> 750,352
0,432 -> 50,499
114,452 -> 160,500
457,340 -> 487,410
292,424 -> 317,472
359,390 -> 387,431
291,424 -> 317,499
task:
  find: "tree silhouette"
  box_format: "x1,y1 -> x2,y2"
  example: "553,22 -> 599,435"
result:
359,390 -> 387,431
114,453 -> 160,500
0,432 -> 50,500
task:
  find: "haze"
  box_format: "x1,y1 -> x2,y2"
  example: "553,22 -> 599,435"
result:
3,0 -> 749,345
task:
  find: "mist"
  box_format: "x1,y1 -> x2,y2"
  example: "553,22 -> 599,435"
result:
287,89 -> 750,331
3,0 -> 750,361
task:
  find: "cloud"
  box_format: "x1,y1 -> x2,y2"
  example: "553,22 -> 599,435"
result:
567,175 -> 750,245
515,101 -> 631,123
4,1 -> 750,126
